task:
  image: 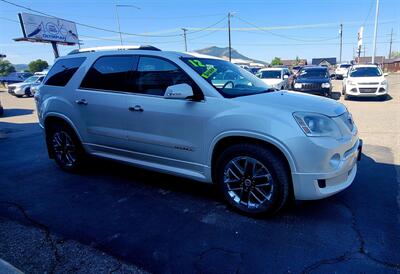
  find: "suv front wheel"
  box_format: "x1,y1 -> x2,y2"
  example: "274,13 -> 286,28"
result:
215,143 -> 290,216
47,124 -> 85,172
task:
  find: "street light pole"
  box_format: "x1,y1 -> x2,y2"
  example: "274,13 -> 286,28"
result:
228,12 -> 233,62
372,0 -> 380,63
388,28 -> 393,58
182,28 -> 188,52
339,24 -> 343,63
114,3 -> 141,46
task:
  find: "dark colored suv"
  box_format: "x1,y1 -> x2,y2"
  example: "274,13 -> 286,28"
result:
292,66 -> 332,98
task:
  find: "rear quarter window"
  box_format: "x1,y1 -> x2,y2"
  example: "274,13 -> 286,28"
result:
44,57 -> 86,87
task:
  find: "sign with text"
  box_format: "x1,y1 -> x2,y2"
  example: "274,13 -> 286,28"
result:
18,12 -> 78,45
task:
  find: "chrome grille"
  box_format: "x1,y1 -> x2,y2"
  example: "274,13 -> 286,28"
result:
8,86 -> 16,93
358,82 -> 379,85
359,88 -> 377,93
301,83 -> 320,90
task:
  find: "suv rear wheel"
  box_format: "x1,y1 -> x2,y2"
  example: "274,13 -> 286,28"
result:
215,143 -> 290,216
47,124 -> 85,172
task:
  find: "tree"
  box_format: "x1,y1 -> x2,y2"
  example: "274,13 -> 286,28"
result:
271,57 -> 282,66
0,59 -> 16,76
390,51 -> 400,58
28,59 -> 49,73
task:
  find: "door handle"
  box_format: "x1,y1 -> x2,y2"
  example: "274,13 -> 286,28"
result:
75,99 -> 88,105
129,105 -> 144,112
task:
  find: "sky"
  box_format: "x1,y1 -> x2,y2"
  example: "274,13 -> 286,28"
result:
0,0 -> 399,65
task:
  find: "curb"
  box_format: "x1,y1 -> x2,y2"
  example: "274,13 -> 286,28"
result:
0,259 -> 23,274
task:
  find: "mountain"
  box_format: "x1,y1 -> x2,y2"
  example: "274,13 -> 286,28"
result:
193,46 -> 268,65
13,64 -> 29,72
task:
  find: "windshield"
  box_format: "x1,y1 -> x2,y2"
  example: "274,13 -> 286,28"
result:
259,71 -> 281,79
23,76 -> 40,83
181,57 -> 272,98
340,64 -> 351,68
298,68 -> 328,79
349,67 -> 382,77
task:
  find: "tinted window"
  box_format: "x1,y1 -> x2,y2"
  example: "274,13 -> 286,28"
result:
80,56 -> 136,92
45,57 -> 86,87
135,56 -> 197,96
298,68 -> 329,78
260,71 -> 281,79
349,67 -> 382,77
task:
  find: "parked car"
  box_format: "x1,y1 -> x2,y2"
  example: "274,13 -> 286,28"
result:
342,64 -> 388,100
256,68 -> 290,90
0,99 -> 3,116
335,63 -> 352,79
36,45 -> 361,216
292,66 -> 333,97
0,72 -> 33,86
8,75 -> 45,97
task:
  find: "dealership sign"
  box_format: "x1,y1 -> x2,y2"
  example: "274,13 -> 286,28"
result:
18,12 -> 78,45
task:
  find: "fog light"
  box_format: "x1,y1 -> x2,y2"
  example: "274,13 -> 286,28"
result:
329,153 -> 340,168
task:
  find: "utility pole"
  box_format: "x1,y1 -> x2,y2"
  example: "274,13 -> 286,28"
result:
339,24 -> 343,63
115,1 -> 123,45
228,12 -> 232,62
388,28 -> 393,58
182,28 -> 188,52
364,45 -> 366,57
372,0 -> 380,63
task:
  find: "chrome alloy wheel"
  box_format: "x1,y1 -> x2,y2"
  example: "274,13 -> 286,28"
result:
52,131 -> 76,167
223,156 -> 274,209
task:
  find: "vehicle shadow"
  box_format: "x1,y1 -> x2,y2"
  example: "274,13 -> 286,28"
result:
331,91 -> 341,100
0,108 -> 34,118
346,94 -> 393,102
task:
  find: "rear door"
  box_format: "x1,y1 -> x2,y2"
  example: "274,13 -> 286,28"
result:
75,55 -> 138,151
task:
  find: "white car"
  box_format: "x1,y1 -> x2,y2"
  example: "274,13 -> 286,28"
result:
335,63 -> 352,80
256,68 -> 290,90
8,75 -> 45,97
35,45 -> 361,216
342,64 -> 388,100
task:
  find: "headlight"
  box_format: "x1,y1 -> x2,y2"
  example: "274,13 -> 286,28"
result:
294,83 -> 302,89
381,79 -> 387,85
293,112 -> 342,138
347,80 -> 356,85
321,82 -> 331,88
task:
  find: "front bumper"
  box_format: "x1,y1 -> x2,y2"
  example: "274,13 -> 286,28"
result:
291,138 -> 362,200
346,84 -> 388,97
293,88 -> 331,96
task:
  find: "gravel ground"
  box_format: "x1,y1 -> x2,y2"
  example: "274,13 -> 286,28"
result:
0,216 -> 148,274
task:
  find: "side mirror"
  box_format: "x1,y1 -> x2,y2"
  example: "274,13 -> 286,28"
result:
283,75 -> 289,79
383,73 -> 389,77
164,83 -> 194,100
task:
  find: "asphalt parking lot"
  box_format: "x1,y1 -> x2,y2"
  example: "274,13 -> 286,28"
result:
0,75 -> 399,273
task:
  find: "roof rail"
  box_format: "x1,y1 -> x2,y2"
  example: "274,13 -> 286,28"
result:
68,45 -> 161,55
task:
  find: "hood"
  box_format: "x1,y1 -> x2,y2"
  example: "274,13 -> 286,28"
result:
295,78 -> 330,84
8,82 -> 28,88
260,79 -> 283,85
349,76 -> 384,83
233,90 -> 346,117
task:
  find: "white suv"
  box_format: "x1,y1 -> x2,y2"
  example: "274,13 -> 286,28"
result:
35,45 -> 361,216
342,64 -> 388,100
335,63 -> 352,79
256,68 -> 290,90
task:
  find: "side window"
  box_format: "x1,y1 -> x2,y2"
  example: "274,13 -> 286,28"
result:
135,56 -> 198,96
80,56 -> 137,92
44,57 -> 86,87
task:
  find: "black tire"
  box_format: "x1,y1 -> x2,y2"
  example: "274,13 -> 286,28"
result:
15,94 -> 23,98
47,123 -> 85,172
342,85 -> 346,95
215,143 -> 290,216
25,87 -> 31,97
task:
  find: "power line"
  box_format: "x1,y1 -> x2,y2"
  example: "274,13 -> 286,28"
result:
234,15 -> 339,42
0,0 -> 226,38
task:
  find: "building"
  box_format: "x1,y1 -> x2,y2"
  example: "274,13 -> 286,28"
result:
383,58 -> 400,73
281,59 -> 307,67
311,57 -> 337,67
357,56 -> 385,65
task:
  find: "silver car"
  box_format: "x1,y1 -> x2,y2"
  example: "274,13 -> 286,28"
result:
36,46 -> 362,216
